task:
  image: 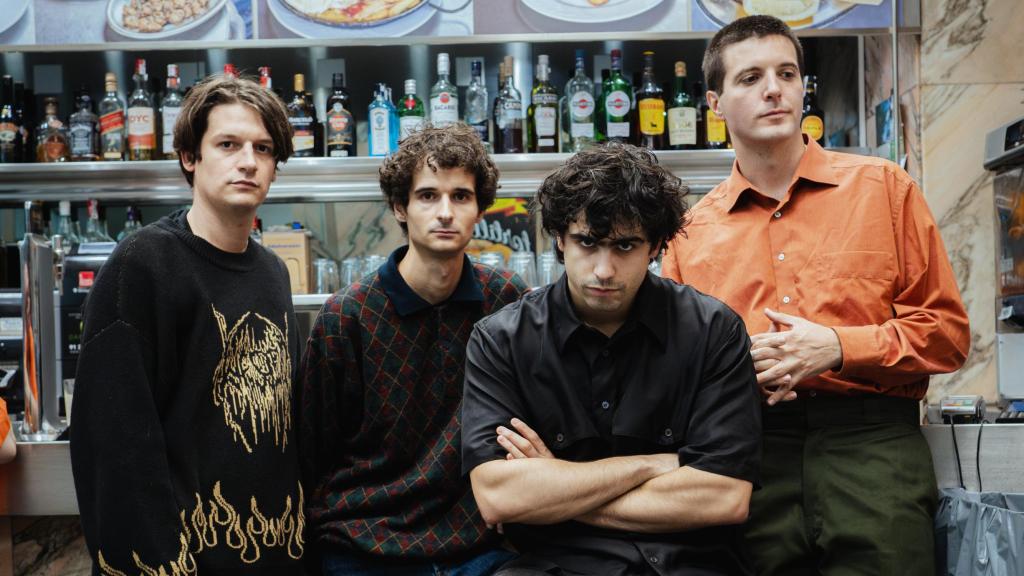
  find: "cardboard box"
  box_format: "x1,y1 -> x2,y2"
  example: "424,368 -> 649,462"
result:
263,231 -> 311,294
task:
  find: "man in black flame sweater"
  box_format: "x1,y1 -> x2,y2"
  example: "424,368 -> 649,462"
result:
70,75 -> 305,575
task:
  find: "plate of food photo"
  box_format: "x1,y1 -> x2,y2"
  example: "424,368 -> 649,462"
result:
519,0 -> 664,24
696,0 -> 857,30
0,0 -> 30,37
107,0 -> 228,40
269,0 -> 438,37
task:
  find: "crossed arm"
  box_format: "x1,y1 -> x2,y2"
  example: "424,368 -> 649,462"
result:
468,419 -> 752,533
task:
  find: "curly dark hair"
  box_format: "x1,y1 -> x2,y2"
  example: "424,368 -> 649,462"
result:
379,124 -> 499,233
533,142 -> 689,262
703,15 -> 804,95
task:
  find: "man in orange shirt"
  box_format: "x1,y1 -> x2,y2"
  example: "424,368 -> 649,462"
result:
663,15 -> 970,576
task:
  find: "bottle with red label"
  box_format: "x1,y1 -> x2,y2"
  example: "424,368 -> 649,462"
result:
429,53 -> 458,128
127,59 -> 156,161
35,97 -> 70,163
602,49 -> 633,144
325,73 -> 355,157
99,72 -> 125,161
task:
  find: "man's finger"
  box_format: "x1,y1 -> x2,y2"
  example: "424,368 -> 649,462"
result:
752,359 -> 777,374
766,376 -> 795,406
756,362 -> 791,385
510,418 -> 552,458
496,429 -> 528,459
764,307 -> 799,327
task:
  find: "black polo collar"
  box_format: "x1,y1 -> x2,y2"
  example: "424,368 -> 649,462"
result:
378,245 -> 484,317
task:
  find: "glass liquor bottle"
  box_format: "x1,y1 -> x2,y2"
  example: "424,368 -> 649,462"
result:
493,56 -> 523,154
595,68 -> 610,142
258,66 -> 273,91
288,74 -> 316,157
13,82 -> 28,163
127,59 -> 156,161
430,53 -> 459,128
69,89 -> 100,161
0,76 -> 17,163
55,201 -> 82,245
398,79 -> 425,142
565,51 -> 596,152
325,73 -> 355,157
635,51 -> 666,150
702,81 -> 728,150
35,97 -> 70,162
117,206 -> 142,241
603,49 -> 633,144
368,84 -> 398,156
802,75 -> 826,147
160,64 -> 183,159
667,61 -> 697,150
99,73 -> 125,161
465,60 -> 490,151
527,54 -> 559,153
223,64 -> 238,79
83,199 -> 114,242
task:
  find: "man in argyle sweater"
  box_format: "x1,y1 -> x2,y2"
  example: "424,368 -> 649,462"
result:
297,124 -> 528,576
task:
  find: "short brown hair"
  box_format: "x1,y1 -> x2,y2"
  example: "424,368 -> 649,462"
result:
533,142 -> 689,263
379,124 -> 499,233
702,15 -> 804,95
173,74 -> 293,186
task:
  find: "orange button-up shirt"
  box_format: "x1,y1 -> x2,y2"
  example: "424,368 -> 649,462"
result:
663,139 -> 970,399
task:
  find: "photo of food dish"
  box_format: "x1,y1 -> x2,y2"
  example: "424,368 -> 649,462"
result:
694,0 -> 857,30
107,0 -> 229,39
520,0 -> 665,23
0,0 -> 33,45
281,0 -> 426,26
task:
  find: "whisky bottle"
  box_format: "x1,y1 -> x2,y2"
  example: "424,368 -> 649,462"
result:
35,97 -> 70,162
325,73 -> 355,157
127,59 -> 156,160
0,76 -> 16,163
69,89 -> 100,161
99,73 -> 126,161
160,64 -> 183,159
288,74 -> 316,157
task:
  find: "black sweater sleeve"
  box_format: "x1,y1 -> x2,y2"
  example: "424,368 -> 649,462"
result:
70,240 -> 195,575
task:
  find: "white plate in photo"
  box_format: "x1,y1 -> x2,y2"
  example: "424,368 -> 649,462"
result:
266,0 -> 437,38
0,0 -> 30,36
106,0 -> 228,40
696,0 -> 857,30
519,0 -> 664,24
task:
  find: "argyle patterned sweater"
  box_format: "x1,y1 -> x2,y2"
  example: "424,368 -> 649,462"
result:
297,252 -> 526,561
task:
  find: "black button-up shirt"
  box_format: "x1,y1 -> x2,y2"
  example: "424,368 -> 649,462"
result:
462,274 -> 762,576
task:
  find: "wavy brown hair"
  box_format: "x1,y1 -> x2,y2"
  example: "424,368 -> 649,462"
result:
379,123 -> 499,233
173,74 -> 293,187
703,15 -> 804,95
533,142 -> 689,262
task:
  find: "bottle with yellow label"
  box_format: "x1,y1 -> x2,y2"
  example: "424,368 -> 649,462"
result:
635,51 -> 665,150
802,74 -> 825,147
705,106 -> 728,150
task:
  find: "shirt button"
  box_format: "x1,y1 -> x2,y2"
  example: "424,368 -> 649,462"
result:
782,296 -> 791,304
601,401 -> 610,410
556,433 -> 564,442
774,211 -> 782,218
649,556 -> 659,564
809,390 -> 817,397
601,350 -> 610,357
664,428 -> 673,437
777,252 -> 785,261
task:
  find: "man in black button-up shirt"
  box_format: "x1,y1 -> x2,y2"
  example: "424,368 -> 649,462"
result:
462,143 -> 763,576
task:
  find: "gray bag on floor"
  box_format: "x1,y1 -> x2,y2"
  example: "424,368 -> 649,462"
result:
935,488 -> 1024,576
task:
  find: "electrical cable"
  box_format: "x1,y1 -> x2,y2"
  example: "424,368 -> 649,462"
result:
950,420 -> 964,490
975,421 -> 984,493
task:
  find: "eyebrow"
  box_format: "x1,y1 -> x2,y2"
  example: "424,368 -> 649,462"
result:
569,233 -> 644,244
412,186 -> 476,195
210,132 -> 274,145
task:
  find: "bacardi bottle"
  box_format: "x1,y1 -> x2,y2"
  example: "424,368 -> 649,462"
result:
430,53 -> 459,128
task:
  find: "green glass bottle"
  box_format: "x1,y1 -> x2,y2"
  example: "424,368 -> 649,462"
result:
603,49 -> 633,144
398,79 -> 425,142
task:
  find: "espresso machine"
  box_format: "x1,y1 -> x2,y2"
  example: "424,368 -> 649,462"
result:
986,116 -> 1024,418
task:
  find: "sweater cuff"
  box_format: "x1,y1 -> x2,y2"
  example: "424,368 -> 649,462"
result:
833,325 -> 884,375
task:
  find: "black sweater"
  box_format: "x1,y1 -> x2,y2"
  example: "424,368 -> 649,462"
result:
70,209 -> 305,575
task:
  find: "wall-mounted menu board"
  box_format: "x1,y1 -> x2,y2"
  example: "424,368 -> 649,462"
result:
0,0 -> 910,48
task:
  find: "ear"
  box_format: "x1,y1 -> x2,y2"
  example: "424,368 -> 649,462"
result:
707,90 -> 723,119
648,240 -> 662,262
180,150 -> 197,173
555,234 -> 565,254
393,202 -> 407,224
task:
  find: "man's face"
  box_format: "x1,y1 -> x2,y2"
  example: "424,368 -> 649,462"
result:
182,102 -> 277,216
709,35 -> 804,146
394,164 -> 482,258
557,217 -> 659,329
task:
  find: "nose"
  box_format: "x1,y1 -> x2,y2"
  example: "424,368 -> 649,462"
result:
593,248 -> 615,282
238,143 -> 257,171
437,194 -> 453,223
763,72 -> 782,100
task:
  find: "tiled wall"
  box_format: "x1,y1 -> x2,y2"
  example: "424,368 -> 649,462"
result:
921,0 -> 1024,402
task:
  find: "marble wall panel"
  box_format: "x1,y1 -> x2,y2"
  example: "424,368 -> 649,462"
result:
921,82 -> 1024,401
922,0 -> 1024,85
12,517 -> 90,576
